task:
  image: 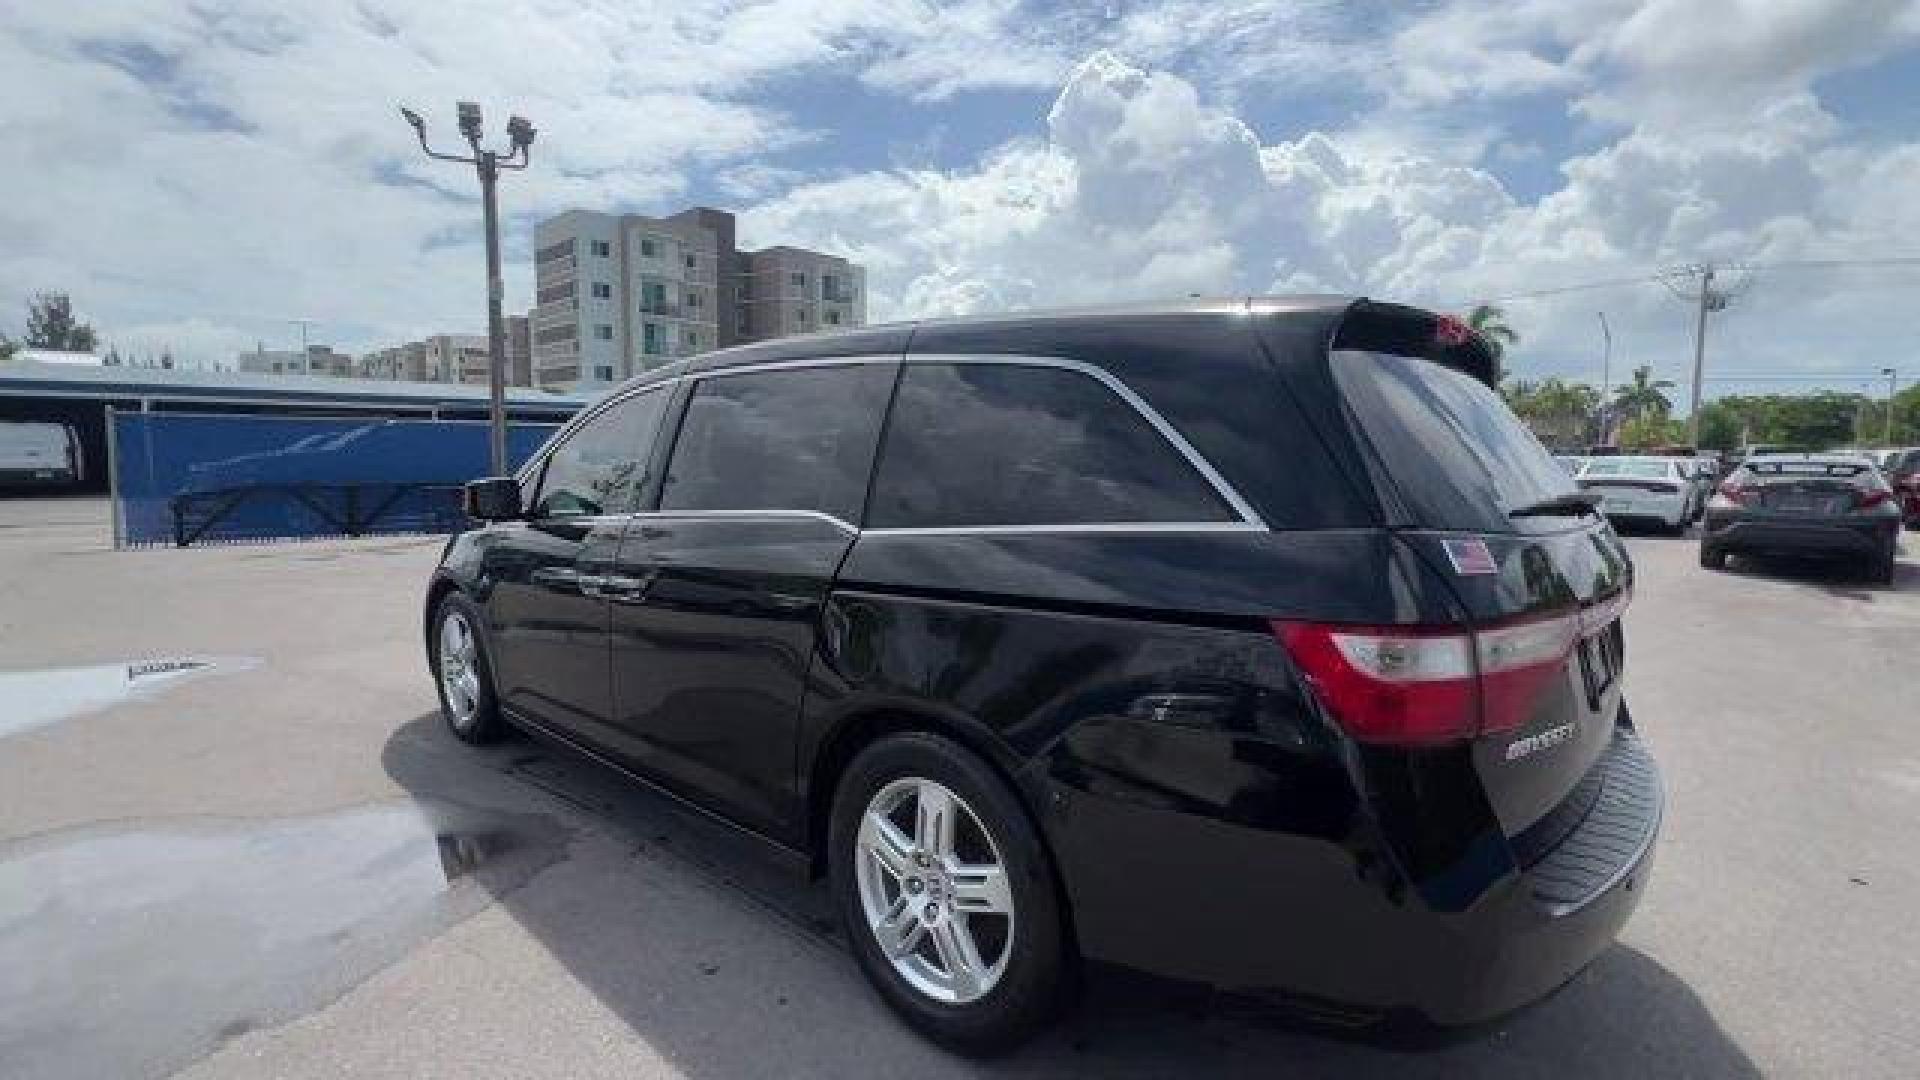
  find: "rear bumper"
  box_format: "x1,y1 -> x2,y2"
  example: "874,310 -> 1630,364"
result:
1702,513 -> 1897,558
1039,730 -> 1661,1027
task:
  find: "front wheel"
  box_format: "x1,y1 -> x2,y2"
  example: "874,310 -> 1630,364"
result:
1699,545 -> 1727,570
431,594 -> 507,744
829,733 -> 1070,1053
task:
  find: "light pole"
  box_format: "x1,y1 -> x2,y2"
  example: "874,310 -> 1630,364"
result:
1884,367 -> 1899,448
400,102 -> 536,475
1597,311 -> 1612,445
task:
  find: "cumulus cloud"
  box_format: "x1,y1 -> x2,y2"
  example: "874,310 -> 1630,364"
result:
743,46 -> 1920,393
7,0 -> 1920,399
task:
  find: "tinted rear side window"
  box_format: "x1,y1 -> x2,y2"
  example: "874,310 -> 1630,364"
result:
1332,350 -> 1575,531
660,363 -> 894,522
867,362 -> 1236,528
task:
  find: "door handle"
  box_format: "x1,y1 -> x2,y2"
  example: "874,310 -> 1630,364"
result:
531,566 -> 580,589
584,571 -> 657,603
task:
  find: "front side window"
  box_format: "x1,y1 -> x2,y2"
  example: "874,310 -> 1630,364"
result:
660,363 -> 894,523
867,362 -> 1236,528
531,388 -> 670,518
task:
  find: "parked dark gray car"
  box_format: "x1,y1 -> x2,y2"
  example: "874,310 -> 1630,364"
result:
1699,453 -> 1902,583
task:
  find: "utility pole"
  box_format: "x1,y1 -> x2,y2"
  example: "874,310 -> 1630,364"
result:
1597,311 -> 1612,445
1885,367 -> 1900,448
400,102 -> 536,475
1661,262 -> 1749,448
290,318 -> 315,376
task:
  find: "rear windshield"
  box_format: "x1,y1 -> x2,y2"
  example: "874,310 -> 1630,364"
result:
1583,459 -> 1673,479
1331,350 -> 1575,532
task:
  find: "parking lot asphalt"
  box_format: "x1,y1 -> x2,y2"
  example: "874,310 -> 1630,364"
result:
1,498 -> 1916,1079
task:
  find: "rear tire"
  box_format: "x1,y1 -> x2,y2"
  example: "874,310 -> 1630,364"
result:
829,732 -> 1069,1054
430,594 -> 507,744
1699,545 -> 1727,571
1870,547 -> 1897,587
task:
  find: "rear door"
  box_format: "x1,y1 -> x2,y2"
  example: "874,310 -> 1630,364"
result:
1330,350 -> 1632,838
604,359 -> 897,842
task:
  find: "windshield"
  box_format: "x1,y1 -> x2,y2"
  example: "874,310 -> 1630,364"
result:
1333,350 -> 1577,531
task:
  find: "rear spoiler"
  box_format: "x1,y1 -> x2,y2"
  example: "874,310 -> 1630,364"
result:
1331,299 -> 1501,387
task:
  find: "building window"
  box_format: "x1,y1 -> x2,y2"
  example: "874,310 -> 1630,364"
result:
685,254 -> 697,270
595,324 -> 614,341
826,310 -> 841,326
687,289 -> 702,309
684,328 -> 699,349
641,237 -> 658,257
643,322 -> 664,355
795,307 -> 807,323
790,271 -> 806,293
738,311 -> 750,333
591,281 -> 611,299
592,240 -> 611,258
596,364 -> 614,381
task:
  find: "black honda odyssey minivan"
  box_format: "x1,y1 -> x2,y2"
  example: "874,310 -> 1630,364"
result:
425,297 -> 1661,1051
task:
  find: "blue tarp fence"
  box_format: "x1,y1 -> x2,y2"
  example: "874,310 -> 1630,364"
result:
111,412 -> 560,547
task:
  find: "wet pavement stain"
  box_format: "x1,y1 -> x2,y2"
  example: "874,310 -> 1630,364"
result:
0,656 -> 258,739
0,799 -> 570,1080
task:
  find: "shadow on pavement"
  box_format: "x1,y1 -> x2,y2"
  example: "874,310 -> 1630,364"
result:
1719,550 -> 1918,596
381,713 -> 1760,1079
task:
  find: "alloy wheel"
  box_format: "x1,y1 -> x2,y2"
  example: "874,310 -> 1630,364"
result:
438,609 -> 482,730
854,776 -> 1015,1004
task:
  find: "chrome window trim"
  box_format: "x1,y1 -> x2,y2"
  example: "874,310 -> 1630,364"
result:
895,353 -> 1268,530
630,508 -> 858,534
686,354 -> 899,382
861,522 -> 1264,537
546,352 -> 1270,539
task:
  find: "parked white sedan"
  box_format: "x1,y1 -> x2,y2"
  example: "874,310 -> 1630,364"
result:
1577,456 -> 1694,533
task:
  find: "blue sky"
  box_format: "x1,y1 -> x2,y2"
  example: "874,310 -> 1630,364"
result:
7,1 -> 1920,403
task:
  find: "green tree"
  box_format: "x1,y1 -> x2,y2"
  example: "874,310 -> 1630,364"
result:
1467,303 -> 1518,371
24,292 -> 98,353
1613,365 -> 1674,421
0,335 -> 15,363
1619,413 -> 1684,450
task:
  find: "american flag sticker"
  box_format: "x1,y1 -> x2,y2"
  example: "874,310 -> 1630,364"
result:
1442,538 -> 1498,576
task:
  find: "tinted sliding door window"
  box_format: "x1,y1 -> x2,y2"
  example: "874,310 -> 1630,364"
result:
659,363 -> 895,523
867,361 -> 1236,528
530,387 -> 670,518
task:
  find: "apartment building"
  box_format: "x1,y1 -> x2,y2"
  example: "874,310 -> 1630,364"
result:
237,345 -> 353,378
531,206 -> 864,391
358,340 -> 429,381
359,319 -> 532,387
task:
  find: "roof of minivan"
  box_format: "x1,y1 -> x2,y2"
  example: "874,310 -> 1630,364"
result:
672,295 -> 1360,381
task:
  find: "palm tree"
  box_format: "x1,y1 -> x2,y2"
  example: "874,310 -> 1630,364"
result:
1467,303 -> 1518,365
1613,364 -> 1675,420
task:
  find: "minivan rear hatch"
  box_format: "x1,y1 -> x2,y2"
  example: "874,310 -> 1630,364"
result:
1319,303 -> 1633,846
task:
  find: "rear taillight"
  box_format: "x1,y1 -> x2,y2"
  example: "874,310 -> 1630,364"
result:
1274,608 -> 1581,747
1859,488 -> 1892,509
1716,482 -> 1755,506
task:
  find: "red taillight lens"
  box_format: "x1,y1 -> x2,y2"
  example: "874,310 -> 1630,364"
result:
1859,488 -> 1892,509
1273,609 -> 1580,747
1717,482 -> 1754,506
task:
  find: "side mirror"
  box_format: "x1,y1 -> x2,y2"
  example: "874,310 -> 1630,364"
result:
464,476 -> 524,521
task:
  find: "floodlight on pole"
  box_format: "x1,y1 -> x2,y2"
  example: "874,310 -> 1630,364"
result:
398,101 -> 534,475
